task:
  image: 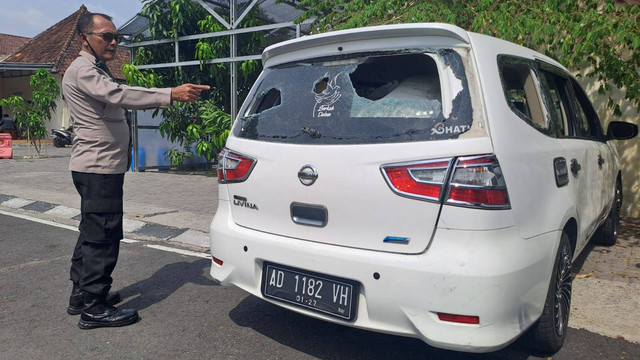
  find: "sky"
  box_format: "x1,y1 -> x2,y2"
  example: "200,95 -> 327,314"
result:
0,0 -> 145,38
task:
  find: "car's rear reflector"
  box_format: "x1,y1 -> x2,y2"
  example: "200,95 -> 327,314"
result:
212,255 -> 223,266
437,312 -> 480,325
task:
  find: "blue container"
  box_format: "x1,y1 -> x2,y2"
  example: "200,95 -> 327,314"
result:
131,147 -> 146,172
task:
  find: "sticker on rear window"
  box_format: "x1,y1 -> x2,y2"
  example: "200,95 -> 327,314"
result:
314,73 -> 342,118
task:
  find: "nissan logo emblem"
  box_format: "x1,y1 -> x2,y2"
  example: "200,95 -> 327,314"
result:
298,165 -> 318,186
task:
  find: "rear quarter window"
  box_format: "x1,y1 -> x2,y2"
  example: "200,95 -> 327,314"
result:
235,50 -> 474,145
498,56 -> 560,136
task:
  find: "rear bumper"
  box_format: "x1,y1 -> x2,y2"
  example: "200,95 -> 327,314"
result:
209,200 -> 560,353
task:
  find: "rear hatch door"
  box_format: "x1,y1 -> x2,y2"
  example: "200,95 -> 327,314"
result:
222,49 -> 490,254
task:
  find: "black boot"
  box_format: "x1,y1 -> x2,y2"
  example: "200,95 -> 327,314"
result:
67,283 -> 122,315
78,292 -> 138,330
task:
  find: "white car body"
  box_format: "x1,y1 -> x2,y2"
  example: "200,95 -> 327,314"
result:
209,23 -> 635,353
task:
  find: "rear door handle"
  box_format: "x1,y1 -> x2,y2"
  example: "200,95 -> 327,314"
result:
570,159 -> 581,175
291,202 -> 328,227
598,154 -> 605,168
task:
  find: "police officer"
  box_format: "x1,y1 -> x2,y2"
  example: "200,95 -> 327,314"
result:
62,11 -> 209,329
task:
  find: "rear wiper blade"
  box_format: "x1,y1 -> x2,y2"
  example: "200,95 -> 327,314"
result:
301,126 -> 321,139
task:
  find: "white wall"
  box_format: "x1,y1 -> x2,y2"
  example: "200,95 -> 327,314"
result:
0,75 -> 32,114
0,73 -> 64,133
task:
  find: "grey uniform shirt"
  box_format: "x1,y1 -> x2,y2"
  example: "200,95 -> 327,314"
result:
62,51 -> 172,174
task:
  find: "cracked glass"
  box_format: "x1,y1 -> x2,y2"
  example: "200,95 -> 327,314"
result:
235,50 -> 473,144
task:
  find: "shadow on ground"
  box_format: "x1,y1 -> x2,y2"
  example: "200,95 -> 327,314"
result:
117,258 -> 219,312
229,295 -> 542,360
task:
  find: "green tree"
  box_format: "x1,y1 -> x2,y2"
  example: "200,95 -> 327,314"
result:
124,0 -> 265,165
0,68 -> 60,156
284,0 -> 640,116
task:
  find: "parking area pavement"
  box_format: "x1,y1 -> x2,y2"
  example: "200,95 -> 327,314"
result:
576,219 -> 640,283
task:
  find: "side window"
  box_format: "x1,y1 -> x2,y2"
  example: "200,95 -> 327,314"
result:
539,65 -> 603,140
570,80 -> 604,140
539,70 -> 570,137
498,58 -> 550,134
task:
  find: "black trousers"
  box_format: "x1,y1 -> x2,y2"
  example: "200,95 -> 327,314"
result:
70,171 -> 125,296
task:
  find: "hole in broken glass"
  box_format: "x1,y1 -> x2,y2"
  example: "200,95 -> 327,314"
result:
252,87 -> 281,114
348,53 -> 443,118
245,87 -> 282,116
314,77 -> 329,94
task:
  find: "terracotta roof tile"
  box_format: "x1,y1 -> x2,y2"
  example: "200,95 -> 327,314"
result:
0,33 -> 31,58
3,5 -> 130,80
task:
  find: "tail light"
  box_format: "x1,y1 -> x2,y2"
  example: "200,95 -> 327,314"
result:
381,155 -> 510,209
446,156 -> 510,209
217,148 -> 256,183
381,159 -> 452,202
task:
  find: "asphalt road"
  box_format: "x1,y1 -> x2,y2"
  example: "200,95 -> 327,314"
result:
1,213 -> 639,360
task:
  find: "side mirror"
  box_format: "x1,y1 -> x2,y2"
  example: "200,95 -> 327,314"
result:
607,121 -> 638,140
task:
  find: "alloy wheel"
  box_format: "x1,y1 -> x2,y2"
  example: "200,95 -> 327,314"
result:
554,242 -> 572,337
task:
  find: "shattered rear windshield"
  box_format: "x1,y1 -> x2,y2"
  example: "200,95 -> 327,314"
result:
235,49 -> 473,144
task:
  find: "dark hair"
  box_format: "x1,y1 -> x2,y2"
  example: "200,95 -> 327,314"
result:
77,12 -> 113,34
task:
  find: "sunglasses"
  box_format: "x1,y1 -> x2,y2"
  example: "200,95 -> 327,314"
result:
85,32 -> 124,43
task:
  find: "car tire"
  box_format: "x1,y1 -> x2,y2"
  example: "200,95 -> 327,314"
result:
53,137 -> 66,148
522,231 -> 573,354
594,179 -> 622,246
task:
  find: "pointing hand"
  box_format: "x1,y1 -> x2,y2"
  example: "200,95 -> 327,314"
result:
171,84 -> 210,103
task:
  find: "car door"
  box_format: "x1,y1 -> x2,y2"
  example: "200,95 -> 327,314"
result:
569,79 -> 614,221
538,66 -> 601,250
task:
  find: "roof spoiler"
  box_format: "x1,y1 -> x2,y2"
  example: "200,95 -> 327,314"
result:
263,23 -> 471,65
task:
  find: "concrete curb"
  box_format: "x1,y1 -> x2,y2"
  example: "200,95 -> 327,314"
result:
0,193 -> 210,249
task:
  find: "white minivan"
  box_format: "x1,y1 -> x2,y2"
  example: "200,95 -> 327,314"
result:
209,23 -> 637,354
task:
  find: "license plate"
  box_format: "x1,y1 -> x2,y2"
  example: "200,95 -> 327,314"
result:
261,262 -> 359,322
